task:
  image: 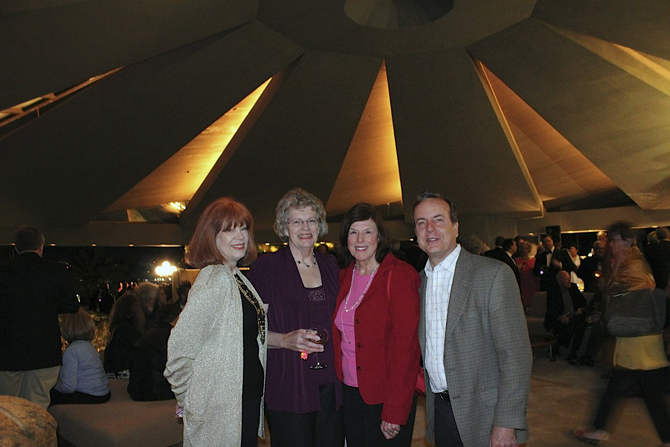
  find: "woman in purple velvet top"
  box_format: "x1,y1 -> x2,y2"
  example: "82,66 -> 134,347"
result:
248,188 -> 344,447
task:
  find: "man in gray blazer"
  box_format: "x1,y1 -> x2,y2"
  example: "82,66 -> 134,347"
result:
413,191 -> 532,447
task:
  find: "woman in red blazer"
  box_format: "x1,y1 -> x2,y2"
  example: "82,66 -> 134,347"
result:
333,203 -> 421,447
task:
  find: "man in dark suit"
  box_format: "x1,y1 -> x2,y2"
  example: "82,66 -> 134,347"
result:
544,270 -> 587,362
533,233 -> 577,292
484,238 -> 521,290
0,227 -> 80,408
414,192 -> 531,447
577,241 -> 606,293
645,227 -> 670,290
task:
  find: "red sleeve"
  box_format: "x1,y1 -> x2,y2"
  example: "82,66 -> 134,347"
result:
381,262 -> 421,425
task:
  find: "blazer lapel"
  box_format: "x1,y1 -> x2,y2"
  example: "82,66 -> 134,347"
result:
444,250 -> 473,342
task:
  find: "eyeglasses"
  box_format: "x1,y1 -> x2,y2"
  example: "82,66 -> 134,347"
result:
290,218 -> 319,228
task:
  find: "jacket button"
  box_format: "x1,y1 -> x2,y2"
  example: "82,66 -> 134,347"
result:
357,343 -> 362,348
356,319 -> 360,323
356,366 -> 361,370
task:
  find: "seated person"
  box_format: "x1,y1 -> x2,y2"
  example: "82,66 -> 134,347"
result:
544,271 -> 587,362
104,293 -> 145,378
127,303 -> 181,401
50,309 -> 111,405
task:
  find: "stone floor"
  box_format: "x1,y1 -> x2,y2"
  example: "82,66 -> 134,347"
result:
261,347 -> 666,446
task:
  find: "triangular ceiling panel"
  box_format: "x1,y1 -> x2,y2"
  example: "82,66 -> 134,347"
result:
104,79 -> 272,214
0,0 -> 259,110
469,18 -> 670,210
181,51 -> 382,240
387,48 -> 542,219
0,22 -> 304,228
327,61 -> 403,217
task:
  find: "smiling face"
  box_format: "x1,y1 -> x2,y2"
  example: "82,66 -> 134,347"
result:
347,219 -> 379,266
286,206 -> 319,252
414,198 -> 459,267
215,224 -> 249,270
541,236 -> 554,252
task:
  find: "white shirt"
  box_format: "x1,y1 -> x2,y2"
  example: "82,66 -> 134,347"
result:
424,244 -> 461,393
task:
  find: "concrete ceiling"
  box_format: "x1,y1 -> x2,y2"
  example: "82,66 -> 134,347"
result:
1,0 -> 669,245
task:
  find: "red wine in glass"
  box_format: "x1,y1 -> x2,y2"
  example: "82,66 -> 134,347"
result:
310,328 -> 329,370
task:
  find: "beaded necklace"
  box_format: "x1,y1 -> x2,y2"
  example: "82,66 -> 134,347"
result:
235,274 -> 266,344
341,264 -> 378,344
294,253 -> 317,268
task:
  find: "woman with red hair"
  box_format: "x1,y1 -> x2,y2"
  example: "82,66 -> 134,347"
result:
165,197 -> 267,447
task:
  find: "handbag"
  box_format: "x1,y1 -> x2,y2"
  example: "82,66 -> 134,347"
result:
604,288 -> 666,337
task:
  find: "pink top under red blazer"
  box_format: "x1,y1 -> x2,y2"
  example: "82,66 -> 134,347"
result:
333,253 -> 421,425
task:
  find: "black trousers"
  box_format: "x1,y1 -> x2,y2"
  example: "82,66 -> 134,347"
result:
342,384 -> 417,447
433,394 -> 464,447
266,384 -> 344,447
49,389 -> 111,406
549,315 -> 586,353
242,396 -> 261,447
593,367 -> 670,443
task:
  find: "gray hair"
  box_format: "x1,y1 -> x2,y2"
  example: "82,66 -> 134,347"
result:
274,188 -> 328,242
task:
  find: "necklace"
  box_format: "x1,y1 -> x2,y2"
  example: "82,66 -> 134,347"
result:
343,264 -> 379,312
294,252 -> 317,268
235,274 -> 266,344
340,264 -> 379,344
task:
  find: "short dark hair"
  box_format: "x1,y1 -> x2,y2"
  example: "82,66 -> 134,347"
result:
186,197 -> 257,269
502,239 -> 515,251
177,281 -> 191,297
495,236 -> 506,247
338,203 -> 391,266
412,191 -> 458,225
61,309 -> 96,343
14,227 -> 45,252
155,303 -> 181,324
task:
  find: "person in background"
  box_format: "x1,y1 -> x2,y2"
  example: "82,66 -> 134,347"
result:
128,303 -> 181,401
460,235 -> 487,256
544,271 -> 587,362
176,281 -> 191,309
333,203 -> 420,446
247,188 -> 344,447
573,222 -> 670,446
533,234 -> 577,292
578,241 -> 606,294
413,191 -> 531,447
645,227 -> 670,291
50,309 -> 111,405
137,282 -> 166,329
165,197 -> 267,447
104,293 -> 145,379
0,227 -> 80,409
516,240 -> 539,312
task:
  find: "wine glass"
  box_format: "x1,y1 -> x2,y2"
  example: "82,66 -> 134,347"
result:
309,327 -> 329,370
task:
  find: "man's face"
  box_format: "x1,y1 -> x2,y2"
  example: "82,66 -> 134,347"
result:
542,236 -> 554,252
557,271 -> 571,289
414,198 -> 459,267
593,242 -> 605,258
509,241 -> 517,255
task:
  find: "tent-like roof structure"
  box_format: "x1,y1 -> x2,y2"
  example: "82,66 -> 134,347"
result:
2,0 -> 670,246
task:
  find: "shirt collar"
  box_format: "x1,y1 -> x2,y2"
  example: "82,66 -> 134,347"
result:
425,244 -> 461,274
